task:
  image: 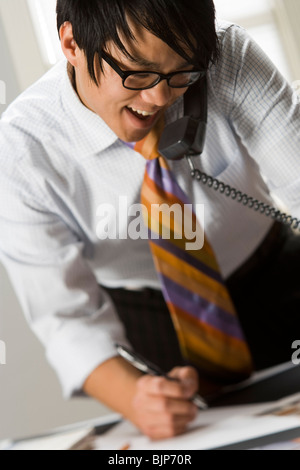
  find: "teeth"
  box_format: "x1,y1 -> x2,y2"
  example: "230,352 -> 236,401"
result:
128,106 -> 156,117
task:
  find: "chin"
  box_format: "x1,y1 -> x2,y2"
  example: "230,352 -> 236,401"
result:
122,129 -> 149,143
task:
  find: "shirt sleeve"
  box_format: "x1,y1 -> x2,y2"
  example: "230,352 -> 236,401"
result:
0,126 -> 130,398
213,23 -> 300,219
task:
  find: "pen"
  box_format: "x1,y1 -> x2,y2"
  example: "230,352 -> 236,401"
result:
115,343 -> 208,410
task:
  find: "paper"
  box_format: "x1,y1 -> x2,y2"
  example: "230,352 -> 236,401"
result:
252,438 -> 300,450
2,413 -> 121,451
95,394 -> 300,450
5,427 -> 94,451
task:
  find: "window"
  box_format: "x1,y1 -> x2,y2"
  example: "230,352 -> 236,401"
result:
214,0 -> 292,81
27,0 -> 63,66
28,0 -> 292,81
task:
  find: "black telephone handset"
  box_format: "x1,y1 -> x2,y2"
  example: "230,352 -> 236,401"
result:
158,79 -> 207,160
158,78 -> 300,231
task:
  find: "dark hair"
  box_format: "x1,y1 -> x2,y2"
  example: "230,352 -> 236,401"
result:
56,0 -> 219,85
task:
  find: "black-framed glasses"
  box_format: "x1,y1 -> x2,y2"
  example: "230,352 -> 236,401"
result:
101,51 -> 206,91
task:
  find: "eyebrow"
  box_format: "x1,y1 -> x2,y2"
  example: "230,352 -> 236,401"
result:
126,54 -> 192,70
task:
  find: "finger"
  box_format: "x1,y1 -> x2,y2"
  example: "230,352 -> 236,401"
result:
136,374 -> 187,399
168,365 -> 199,383
168,366 -> 199,398
134,391 -> 198,417
138,408 -> 197,430
134,402 -> 197,430
143,416 -> 193,440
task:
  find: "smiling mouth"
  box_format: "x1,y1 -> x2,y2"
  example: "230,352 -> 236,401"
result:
126,106 -> 158,121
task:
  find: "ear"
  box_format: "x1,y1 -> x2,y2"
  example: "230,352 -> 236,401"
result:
59,21 -> 79,67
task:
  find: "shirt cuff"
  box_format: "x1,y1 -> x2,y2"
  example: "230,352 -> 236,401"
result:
44,307 -> 131,399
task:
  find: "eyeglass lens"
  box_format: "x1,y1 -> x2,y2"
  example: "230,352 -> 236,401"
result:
124,71 -> 201,90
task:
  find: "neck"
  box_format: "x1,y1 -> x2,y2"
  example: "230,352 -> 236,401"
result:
67,62 -> 77,92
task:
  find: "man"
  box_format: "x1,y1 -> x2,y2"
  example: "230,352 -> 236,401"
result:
1,0 -> 300,440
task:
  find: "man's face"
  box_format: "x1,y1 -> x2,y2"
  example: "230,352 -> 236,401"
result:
72,24 -> 193,142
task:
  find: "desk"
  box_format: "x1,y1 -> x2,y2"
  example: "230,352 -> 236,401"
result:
2,362 -> 300,450
0,414 -> 121,450
209,362 -> 300,449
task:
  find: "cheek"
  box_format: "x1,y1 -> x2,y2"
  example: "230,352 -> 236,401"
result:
98,83 -> 137,108
174,88 -> 188,101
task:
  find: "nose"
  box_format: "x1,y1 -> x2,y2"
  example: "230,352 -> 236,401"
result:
140,80 -> 173,108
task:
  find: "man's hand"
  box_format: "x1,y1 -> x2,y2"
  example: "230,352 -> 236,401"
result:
130,366 -> 199,440
84,358 -> 199,441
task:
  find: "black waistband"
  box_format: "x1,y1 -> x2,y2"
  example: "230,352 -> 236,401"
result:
103,222 -> 289,295
226,221 -> 289,286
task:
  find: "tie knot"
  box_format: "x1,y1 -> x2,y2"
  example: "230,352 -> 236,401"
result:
134,116 -> 165,160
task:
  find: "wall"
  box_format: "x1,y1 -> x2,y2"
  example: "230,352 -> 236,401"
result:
274,0 -> 300,81
0,3 -> 109,441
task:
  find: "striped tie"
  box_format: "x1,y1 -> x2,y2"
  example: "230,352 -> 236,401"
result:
135,118 -> 253,383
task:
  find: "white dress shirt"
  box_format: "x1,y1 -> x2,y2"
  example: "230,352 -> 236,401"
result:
0,21 -> 300,397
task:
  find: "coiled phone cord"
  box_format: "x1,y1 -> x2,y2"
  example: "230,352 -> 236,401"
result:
186,155 -> 300,231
